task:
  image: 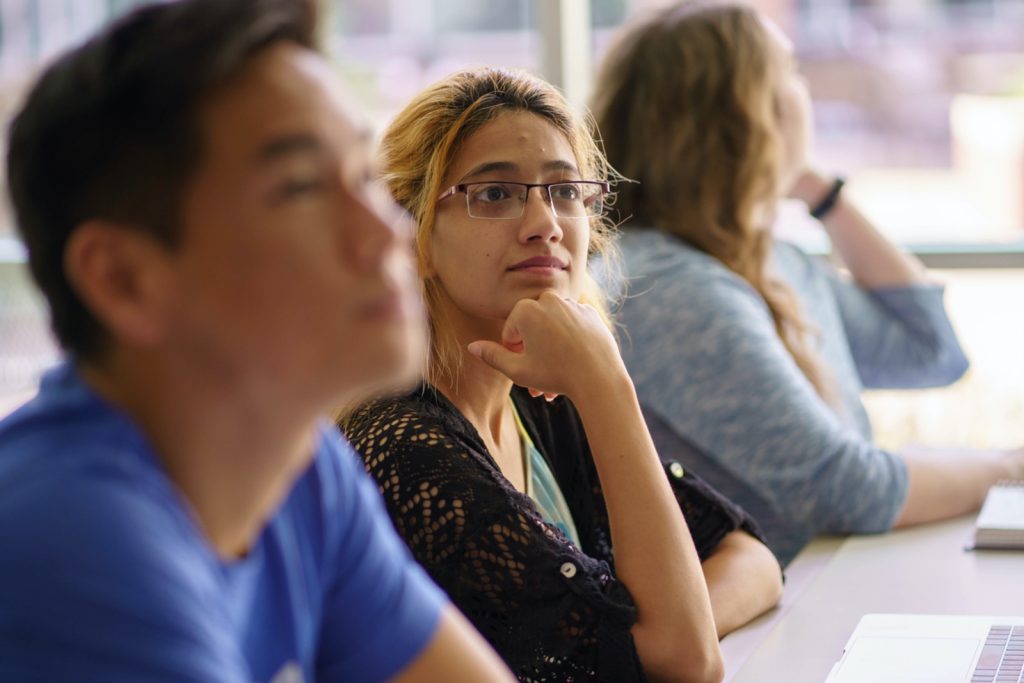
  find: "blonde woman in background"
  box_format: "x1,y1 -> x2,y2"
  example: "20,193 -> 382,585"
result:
342,67 -> 782,683
591,0 -> 1024,566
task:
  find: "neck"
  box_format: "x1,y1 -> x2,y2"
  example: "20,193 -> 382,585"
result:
80,350 -> 320,560
431,313 -> 514,445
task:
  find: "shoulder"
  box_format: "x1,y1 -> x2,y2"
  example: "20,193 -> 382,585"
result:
0,377 -> 197,575
0,367 -> 242,676
619,228 -> 726,279
345,389 -> 461,455
618,230 -> 765,317
0,397 -> 213,590
0,455 -> 200,567
0,450 -> 237,678
342,389 -> 501,518
771,239 -> 835,290
344,390 -> 478,488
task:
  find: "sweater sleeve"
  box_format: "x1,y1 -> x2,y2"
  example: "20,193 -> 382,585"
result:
342,396 -> 647,683
619,255 -> 909,557
823,270 -> 970,389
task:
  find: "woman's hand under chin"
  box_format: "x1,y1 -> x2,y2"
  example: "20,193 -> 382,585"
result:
466,291 -> 628,403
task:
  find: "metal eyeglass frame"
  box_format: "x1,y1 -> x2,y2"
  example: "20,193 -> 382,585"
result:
436,180 -> 610,219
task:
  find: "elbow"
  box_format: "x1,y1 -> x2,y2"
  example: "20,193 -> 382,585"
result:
637,628 -> 724,683
707,535 -> 784,637
653,651 -> 724,683
677,659 -> 725,683
698,647 -> 726,683
923,341 -> 970,386
824,500 -> 898,534
944,347 -> 970,384
917,343 -> 970,387
672,650 -> 725,683
764,559 -> 785,608
750,538 -> 784,608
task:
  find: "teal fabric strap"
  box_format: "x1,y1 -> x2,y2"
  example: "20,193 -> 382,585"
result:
511,401 -> 582,547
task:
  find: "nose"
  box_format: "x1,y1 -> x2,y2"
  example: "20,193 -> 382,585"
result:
346,183 -> 408,272
517,185 -> 564,244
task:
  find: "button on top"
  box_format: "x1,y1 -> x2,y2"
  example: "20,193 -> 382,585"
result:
560,562 -> 577,579
668,462 -> 685,479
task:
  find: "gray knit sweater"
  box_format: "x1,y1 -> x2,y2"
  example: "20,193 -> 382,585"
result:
613,229 -> 969,564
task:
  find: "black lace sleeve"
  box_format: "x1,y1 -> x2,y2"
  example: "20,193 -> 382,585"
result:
343,392 -> 648,683
663,462 -> 767,560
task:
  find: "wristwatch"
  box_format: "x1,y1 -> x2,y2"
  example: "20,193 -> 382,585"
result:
809,177 -> 845,220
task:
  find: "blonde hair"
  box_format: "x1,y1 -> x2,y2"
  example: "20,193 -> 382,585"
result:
379,67 -> 619,389
591,1 -> 835,403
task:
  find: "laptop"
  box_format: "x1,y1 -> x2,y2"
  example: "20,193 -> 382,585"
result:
824,614 -> 1024,682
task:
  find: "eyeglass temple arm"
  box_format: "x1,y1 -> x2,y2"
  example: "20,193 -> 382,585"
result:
437,185 -> 461,202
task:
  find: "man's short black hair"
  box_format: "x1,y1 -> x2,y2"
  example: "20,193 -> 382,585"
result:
6,0 -> 319,361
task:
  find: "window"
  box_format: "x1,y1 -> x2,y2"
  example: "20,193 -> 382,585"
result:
325,1 -> 540,123
781,0 -> 1024,245
0,0 -> 1021,448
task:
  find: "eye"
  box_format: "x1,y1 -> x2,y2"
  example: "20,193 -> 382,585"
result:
551,183 -> 582,201
468,183 -> 516,204
275,174 -> 327,201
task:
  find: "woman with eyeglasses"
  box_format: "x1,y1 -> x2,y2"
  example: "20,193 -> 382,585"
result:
341,67 -> 782,683
591,0 -> 1024,566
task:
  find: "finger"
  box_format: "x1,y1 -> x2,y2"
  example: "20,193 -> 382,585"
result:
500,305 -> 527,348
467,340 -> 525,379
544,393 -> 557,403
528,388 -> 543,398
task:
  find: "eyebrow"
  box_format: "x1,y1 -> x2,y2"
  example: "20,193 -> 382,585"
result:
459,159 -> 580,182
256,129 -> 374,164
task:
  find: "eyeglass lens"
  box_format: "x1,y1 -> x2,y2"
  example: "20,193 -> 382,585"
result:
465,182 -> 603,219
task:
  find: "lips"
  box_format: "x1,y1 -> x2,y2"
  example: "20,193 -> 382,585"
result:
508,255 -> 567,271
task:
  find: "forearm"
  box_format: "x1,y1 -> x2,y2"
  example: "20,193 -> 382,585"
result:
701,531 -> 783,638
791,170 -> 927,289
894,446 -> 1024,528
571,371 -> 722,683
469,295 -> 722,680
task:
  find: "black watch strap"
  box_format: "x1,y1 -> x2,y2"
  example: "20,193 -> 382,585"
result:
809,177 -> 845,220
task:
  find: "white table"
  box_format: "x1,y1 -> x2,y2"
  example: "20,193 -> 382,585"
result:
723,515 -> 1024,682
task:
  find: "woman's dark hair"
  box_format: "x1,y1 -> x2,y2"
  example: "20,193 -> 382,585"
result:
6,0 -> 319,360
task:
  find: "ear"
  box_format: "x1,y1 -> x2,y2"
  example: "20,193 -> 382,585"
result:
64,221 -> 176,349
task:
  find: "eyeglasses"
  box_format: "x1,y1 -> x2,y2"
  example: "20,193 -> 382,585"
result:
437,180 -> 609,220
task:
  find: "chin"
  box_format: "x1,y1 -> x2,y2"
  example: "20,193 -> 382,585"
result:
337,329 -> 426,405
514,282 -> 572,301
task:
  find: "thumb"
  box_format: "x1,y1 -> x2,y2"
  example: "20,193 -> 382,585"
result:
467,340 -> 524,378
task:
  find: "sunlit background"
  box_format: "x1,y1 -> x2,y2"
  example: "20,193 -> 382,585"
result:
1,0 -> 1022,449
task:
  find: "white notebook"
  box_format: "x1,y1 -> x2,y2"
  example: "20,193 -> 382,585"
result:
973,481 -> 1024,550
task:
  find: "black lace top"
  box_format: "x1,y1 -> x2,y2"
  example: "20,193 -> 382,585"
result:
342,385 -> 764,683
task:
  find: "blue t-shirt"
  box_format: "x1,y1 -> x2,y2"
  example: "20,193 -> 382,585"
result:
0,363 -> 447,682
